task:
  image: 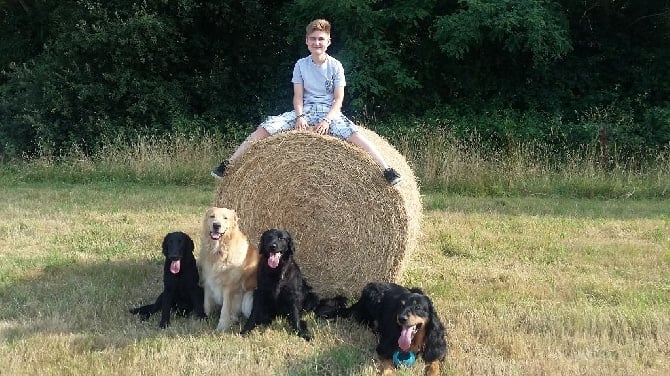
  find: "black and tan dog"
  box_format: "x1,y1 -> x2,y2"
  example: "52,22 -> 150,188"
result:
241,228 -> 320,341
316,282 -> 447,375
129,231 -> 206,328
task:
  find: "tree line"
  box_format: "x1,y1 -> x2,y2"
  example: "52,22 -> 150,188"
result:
1,0 -> 668,158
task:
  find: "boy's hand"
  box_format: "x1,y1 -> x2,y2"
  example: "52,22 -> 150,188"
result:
294,117 -> 309,130
314,120 -> 330,135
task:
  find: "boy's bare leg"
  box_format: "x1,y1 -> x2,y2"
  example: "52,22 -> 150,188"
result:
212,127 -> 270,178
347,131 -> 402,185
228,127 -> 271,162
346,132 -> 389,170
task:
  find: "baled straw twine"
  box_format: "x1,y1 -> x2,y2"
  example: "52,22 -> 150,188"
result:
213,127 -> 422,298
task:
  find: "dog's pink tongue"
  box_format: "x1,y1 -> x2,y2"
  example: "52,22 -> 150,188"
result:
268,253 -> 281,269
170,260 -> 181,274
398,325 -> 415,351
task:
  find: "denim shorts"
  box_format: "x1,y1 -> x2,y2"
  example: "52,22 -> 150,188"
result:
260,103 -> 358,140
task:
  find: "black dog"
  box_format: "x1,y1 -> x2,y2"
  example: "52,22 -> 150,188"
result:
241,229 -> 319,340
316,282 -> 447,375
129,231 -> 206,328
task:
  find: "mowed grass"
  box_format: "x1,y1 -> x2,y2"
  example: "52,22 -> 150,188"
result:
0,180 -> 668,375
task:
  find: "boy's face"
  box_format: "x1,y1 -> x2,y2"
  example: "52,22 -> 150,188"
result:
306,30 -> 331,56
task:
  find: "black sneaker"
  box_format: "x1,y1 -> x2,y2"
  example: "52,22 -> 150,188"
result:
384,168 -> 401,185
211,160 -> 229,179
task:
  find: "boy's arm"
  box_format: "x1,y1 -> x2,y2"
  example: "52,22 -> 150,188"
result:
313,86 -> 344,134
293,83 -> 308,130
325,86 -> 344,121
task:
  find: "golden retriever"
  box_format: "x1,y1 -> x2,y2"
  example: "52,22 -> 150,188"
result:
199,207 -> 259,331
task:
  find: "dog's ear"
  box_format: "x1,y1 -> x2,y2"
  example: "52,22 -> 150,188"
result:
185,233 -> 195,253
231,209 -> 239,226
422,297 -> 448,363
285,230 -> 295,255
162,233 -> 170,255
409,287 -> 425,295
258,230 -> 269,253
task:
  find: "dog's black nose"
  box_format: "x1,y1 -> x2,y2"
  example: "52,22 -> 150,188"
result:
397,314 -> 409,324
213,222 -> 221,231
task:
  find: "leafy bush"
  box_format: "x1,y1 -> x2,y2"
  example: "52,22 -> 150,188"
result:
1,0 -> 669,160
0,0 -> 289,157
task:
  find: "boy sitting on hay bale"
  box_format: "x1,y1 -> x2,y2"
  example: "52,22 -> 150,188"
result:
212,19 -> 402,186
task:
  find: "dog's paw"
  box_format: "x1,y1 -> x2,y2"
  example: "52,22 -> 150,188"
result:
299,320 -> 312,341
129,307 -> 152,321
176,308 -> 189,317
159,321 -> 169,329
241,292 -> 254,319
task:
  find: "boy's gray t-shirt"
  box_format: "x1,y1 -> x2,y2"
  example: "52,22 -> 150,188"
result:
292,55 -> 346,107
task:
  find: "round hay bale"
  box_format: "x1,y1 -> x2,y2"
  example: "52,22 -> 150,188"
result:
213,127 -> 422,298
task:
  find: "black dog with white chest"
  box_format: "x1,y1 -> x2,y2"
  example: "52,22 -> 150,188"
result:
241,229 -> 319,340
129,231 -> 206,328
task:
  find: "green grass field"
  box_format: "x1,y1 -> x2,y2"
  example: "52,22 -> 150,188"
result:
0,180 -> 668,375
0,132 -> 669,375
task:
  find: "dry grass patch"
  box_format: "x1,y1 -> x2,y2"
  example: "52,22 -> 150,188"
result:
407,196 -> 669,375
1,183 -> 668,375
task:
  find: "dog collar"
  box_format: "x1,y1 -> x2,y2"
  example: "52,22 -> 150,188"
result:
393,350 -> 416,368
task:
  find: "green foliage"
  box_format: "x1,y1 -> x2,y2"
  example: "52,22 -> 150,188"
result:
0,0 -> 290,156
434,0 -> 572,65
0,0 -> 669,160
2,2 -> 186,155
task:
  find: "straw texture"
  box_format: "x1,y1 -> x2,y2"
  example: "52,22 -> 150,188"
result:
213,127 -> 421,298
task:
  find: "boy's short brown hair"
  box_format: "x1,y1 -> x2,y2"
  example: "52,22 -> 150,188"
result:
306,19 -> 331,35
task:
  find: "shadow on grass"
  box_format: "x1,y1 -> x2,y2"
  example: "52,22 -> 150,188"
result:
0,259 -> 384,375
0,259 -> 214,349
285,342 -> 371,375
